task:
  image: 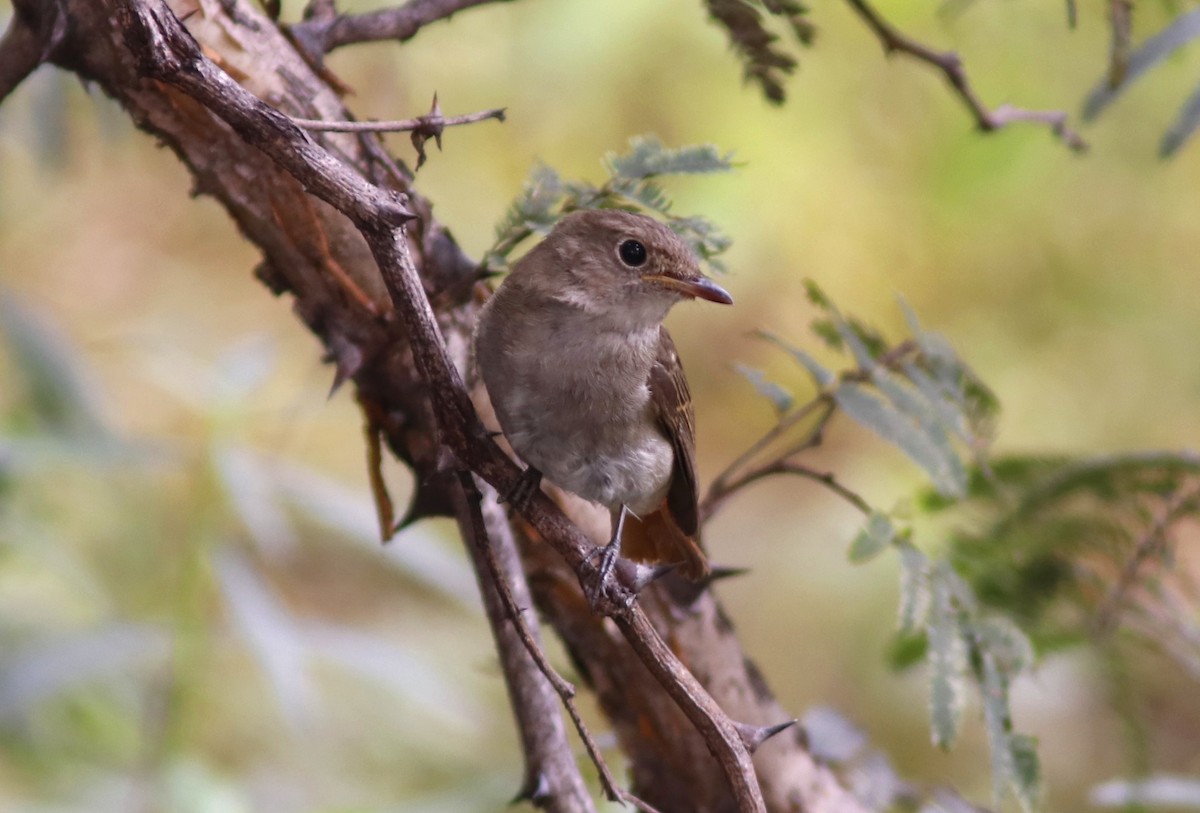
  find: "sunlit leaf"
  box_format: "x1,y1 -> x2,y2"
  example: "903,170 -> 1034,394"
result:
849,511 -> 895,563
734,363 -> 794,414
0,291 -> 108,438
215,549 -> 316,727
0,623 -> 171,724
757,330 -> 835,388
1082,8 -> 1200,121
212,444 -> 297,557
270,463 -> 478,604
897,543 -> 931,634
835,383 -> 966,497
927,566 -> 968,749
1160,80 -> 1200,157
606,136 -> 734,179
972,616 -> 1035,676
871,368 -> 968,489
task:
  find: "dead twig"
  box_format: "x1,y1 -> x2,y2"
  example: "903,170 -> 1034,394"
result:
291,0 -> 514,56
292,106 -> 506,133
844,0 -> 1088,152
452,472 -> 596,812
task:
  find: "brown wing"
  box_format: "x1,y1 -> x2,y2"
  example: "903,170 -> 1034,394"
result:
649,327 -> 699,537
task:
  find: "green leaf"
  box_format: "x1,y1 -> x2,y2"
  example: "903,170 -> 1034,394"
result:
834,383 -> 967,498
1010,733 -> 1042,813
897,542 -> 930,634
704,0 -> 800,104
1160,79 -> 1200,157
980,652 -> 1027,810
606,136 -> 734,179
734,363 -> 793,414
802,278 -> 833,310
757,330 -> 835,388
849,511 -> 895,563
972,615 -> 1036,676
1082,8 -> 1200,121
0,291 -> 108,439
927,565 -> 968,749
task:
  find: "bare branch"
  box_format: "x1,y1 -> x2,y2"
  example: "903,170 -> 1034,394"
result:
451,473 -> 595,812
291,0 -> 514,56
844,0 -> 1088,152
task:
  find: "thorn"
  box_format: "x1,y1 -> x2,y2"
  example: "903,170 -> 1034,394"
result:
324,339 -> 363,398
629,561 -> 681,594
510,769 -> 551,804
700,564 -> 751,587
734,718 -> 799,753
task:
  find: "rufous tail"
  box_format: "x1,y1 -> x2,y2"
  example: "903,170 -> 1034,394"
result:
620,506 -> 709,581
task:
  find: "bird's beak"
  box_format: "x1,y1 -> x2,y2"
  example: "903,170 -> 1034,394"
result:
643,274 -> 734,305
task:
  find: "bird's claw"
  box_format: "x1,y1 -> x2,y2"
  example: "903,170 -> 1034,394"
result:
500,467 -> 543,517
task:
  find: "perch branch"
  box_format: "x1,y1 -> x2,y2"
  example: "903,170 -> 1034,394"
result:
114,3 -> 765,808
844,0 -> 1088,152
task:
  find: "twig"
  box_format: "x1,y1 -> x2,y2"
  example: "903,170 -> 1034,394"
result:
1093,487 -> 1200,634
113,5 -> 765,809
704,460 -> 871,524
291,0 -> 514,56
293,107 -> 506,133
844,0 -> 1088,152
452,472 -> 596,812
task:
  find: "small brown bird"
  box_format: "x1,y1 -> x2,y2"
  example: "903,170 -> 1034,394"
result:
474,209 -> 732,580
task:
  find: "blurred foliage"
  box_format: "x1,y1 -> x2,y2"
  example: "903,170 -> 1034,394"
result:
729,282 -> 1038,811
486,135 -> 734,273
1081,6 -> 1200,156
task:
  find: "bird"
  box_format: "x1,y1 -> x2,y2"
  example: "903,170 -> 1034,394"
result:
473,208 -> 732,582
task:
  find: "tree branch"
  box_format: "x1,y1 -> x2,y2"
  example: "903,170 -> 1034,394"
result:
0,6 -> 57,103
112,3 -> 766,808
844,0 -> 1088,152
450,473 -> 596,813
293,106 -> 506,133
291,0 -> 514,56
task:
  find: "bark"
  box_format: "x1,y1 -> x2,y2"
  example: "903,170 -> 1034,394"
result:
1,1 -> 869,810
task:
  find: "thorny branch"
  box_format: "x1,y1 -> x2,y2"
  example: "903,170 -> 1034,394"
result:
115,2 -> 766,808
292,106 -> 507,133
450,474 -> 595,812
844,0 -> 1089,152
456,473 -> 664,813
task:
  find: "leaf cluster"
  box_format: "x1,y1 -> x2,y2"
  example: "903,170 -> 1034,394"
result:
703,0 -> 816,104
731,282 -> 1037,810
1080,6 -> 1200,156
485,136 -> 735,273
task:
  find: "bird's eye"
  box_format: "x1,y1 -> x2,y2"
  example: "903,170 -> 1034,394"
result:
618,239 -> 647,267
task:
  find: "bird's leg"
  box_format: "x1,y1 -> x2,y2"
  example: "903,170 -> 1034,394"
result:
585,504 -> 630,606
499,466 -> 543,517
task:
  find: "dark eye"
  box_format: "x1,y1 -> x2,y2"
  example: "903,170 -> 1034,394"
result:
618,239 -> 647,267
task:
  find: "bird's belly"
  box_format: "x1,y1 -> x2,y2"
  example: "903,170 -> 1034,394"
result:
507,418 -> 672,514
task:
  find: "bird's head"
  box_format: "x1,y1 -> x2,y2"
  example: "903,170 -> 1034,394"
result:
536,209 -> 733,325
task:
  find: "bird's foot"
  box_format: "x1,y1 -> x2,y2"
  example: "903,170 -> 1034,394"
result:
499,467 -> 543,517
